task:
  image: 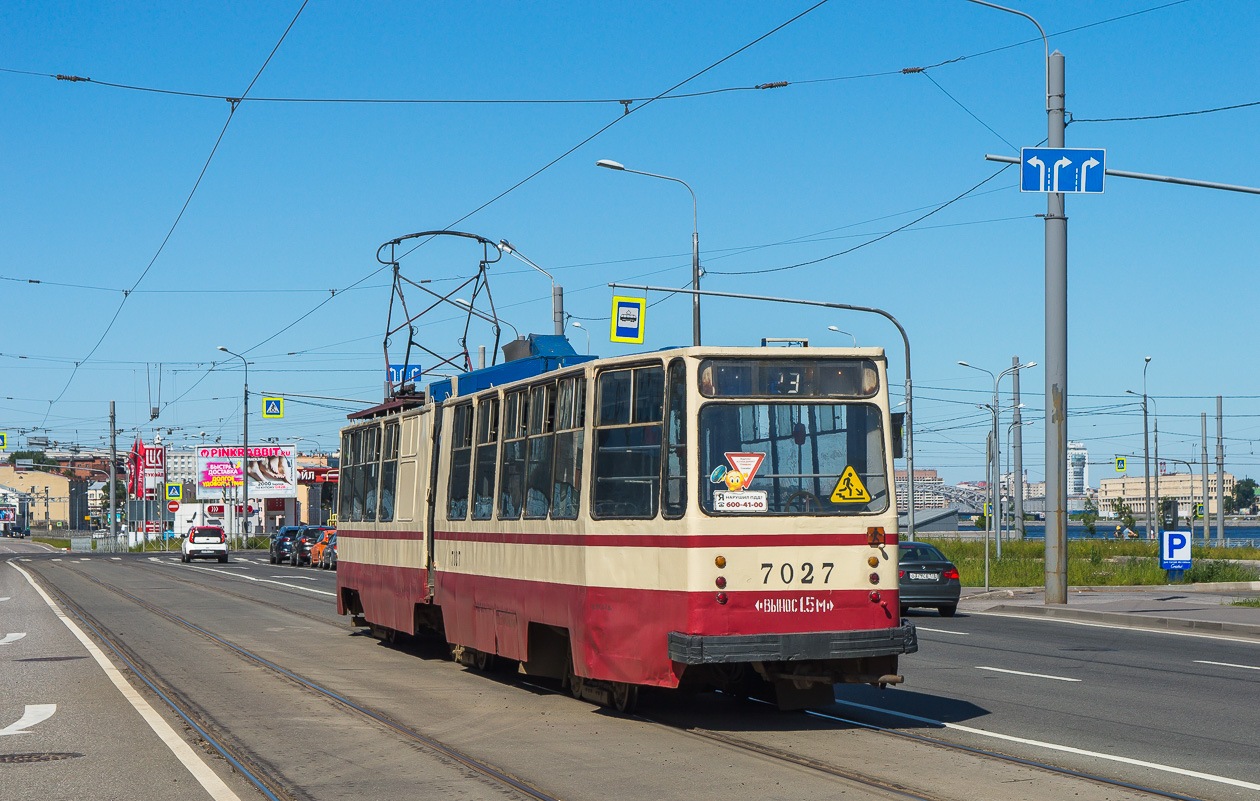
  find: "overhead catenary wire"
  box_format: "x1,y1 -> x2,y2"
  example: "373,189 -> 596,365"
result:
37,0 -> 311,426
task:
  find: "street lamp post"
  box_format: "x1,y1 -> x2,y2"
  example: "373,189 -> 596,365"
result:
498,240 -> 564,336
217,346 -> 249,551
826,326 -> 858,346
568,320 -> 590,354
597,159 -> 701,346
959,360 -> 1037,558
1127,356 -> 1153,538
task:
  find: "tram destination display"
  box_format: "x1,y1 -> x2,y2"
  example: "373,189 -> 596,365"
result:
698,358 -> 879,398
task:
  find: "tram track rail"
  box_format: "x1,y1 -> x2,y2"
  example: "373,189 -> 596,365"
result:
23,557 -> 1206,801
25,561 -> 564,801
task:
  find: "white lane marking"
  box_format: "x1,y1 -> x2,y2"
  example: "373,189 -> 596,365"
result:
178,564 -> 335,596
916,626 -> 969,636
9,562 -> 243,801
1195,659 -> 1260,672
976,665 -> 1081,682
110,557 -> 121,561
0,704 -> 56,736
1,633 -> 28,645
973,609 -> 1260,646
271,575 -> 315,581
79,558 -> 90,561
51,558 -> 62,562
819,700 -> 1260,792
0,597 -> 10,602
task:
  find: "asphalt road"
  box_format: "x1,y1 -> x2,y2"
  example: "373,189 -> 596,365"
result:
4,543 -> 1254,801
831,606 -> 1260,800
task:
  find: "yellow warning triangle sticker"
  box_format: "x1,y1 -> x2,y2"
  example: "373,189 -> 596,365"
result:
830,465 -> 871,503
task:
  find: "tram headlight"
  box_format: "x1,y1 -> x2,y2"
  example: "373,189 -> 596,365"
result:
715,576 -> 727,589
714,555 -> 726,568
869,572 -> 880,585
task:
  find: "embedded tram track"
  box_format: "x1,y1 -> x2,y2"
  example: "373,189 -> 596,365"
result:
26,561 -> 565,801
26,558 -> 1202,801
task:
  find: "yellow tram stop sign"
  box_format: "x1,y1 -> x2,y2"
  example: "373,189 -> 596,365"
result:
610,296 -> 646,344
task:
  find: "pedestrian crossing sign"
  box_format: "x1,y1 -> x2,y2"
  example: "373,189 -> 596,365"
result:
0,433 -> 6,449
830,465 -> 871,503
263,397 -> 284,418
1115,456 -> 1126,471
166,483 -> 181,501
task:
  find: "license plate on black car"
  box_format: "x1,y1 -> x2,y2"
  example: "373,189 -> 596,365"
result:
909,571 -> 939,581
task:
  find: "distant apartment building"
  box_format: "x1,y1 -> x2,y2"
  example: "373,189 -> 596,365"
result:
894,469 -> 947,511
1068,441 -> 1089,495
166,449 -> 197,484
1098,472 -> 1234,517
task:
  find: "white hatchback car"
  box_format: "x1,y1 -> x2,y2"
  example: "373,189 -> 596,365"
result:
181,526 -> 228,563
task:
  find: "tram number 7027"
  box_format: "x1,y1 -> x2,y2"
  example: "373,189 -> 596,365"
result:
761,562 -> 834,585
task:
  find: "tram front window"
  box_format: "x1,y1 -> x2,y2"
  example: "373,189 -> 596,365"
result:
699,403 -> 888,515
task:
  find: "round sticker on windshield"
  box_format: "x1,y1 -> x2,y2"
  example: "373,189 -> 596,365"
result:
710,465 -> 727,484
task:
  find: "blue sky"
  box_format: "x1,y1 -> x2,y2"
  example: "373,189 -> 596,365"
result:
2,1 -> 1258,487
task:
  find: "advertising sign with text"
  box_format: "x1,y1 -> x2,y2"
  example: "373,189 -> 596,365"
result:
195,445 -> 297,499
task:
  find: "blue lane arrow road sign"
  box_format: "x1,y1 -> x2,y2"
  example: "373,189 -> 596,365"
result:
388,364 -> 424,383
1021,147 -> 1105,194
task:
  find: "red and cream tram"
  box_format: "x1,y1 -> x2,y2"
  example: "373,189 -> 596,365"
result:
336,335 -> 916,710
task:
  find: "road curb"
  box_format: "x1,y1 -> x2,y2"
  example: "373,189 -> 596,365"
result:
984,603 -> 1260,640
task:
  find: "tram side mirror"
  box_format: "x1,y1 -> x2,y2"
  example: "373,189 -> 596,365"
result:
891,413 -> 905,459
792,423 -> 808,446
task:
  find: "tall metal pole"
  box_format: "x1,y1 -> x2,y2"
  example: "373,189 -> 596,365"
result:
1142,361 -> 1152,539
1012,357 -> 1024,539
1153,416 -> 1160,535
243,362 -> 249,550
1216,395 -> 1225,541
1202,413 -> 1210,541
109,401 -> 117,551
1044,51 -> 1068,604
992,385 -> 1001,558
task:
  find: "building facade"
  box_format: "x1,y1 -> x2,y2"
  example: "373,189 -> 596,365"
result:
894,469 -> 947,511
1068,441 -> 1089,495
1097,472 -> 1234,517
0,467 -> 90,531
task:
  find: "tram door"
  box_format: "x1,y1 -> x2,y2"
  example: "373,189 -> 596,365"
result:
424,405 -> 443,597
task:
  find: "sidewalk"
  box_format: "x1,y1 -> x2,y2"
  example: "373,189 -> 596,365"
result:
960,583 -> 1260,640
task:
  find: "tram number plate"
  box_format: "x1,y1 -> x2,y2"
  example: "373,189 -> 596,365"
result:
714,490 -> 767,512
908,572 -> 939,581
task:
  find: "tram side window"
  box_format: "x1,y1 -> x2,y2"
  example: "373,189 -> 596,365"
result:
378,421 -> 399,523
472,397 -> 500,520
663,359 -> 687,518
593,365 -> 664,519
349,429 -> 364,522
362,425 -> 380,523
498,390 -> 527,520
524,382 -> 557,519
447,404 -> 473,520
338,432 -> 354,521
551,375 -> 586,520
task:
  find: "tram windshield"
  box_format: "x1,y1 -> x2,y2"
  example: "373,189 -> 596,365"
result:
699,402 -> 888,516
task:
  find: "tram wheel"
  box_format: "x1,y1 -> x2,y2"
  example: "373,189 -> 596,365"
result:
569,671 -> 585,700
474,649 -> 492,671
610,682 -> 639,714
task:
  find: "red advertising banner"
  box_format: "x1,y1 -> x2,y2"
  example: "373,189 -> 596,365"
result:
298,467 -> 339,484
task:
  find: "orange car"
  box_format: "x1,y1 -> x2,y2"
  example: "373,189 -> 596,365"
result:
309,530 -> 334,567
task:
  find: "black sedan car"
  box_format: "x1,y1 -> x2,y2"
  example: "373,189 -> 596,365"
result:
897,541 -> 962,617
269,527 -> 302,564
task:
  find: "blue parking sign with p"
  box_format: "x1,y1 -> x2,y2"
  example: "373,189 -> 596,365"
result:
1160,530 -> 1191,570
610,296 -> 646,344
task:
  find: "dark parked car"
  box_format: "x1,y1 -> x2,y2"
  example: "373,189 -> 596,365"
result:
290,527 -> 332,566
898,541 -> 962,617
270,526 -> 303,564
318,533 -> 337,570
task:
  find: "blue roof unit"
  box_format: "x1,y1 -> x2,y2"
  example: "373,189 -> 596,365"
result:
428,334 -> 597,402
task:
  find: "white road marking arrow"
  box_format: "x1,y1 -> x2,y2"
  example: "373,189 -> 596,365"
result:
0,704 -> 56,736
1026,155 -> 1045,189
1052,156 -> 1073,192
1,633 -> 28,645
1081,156 -> 1100,189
